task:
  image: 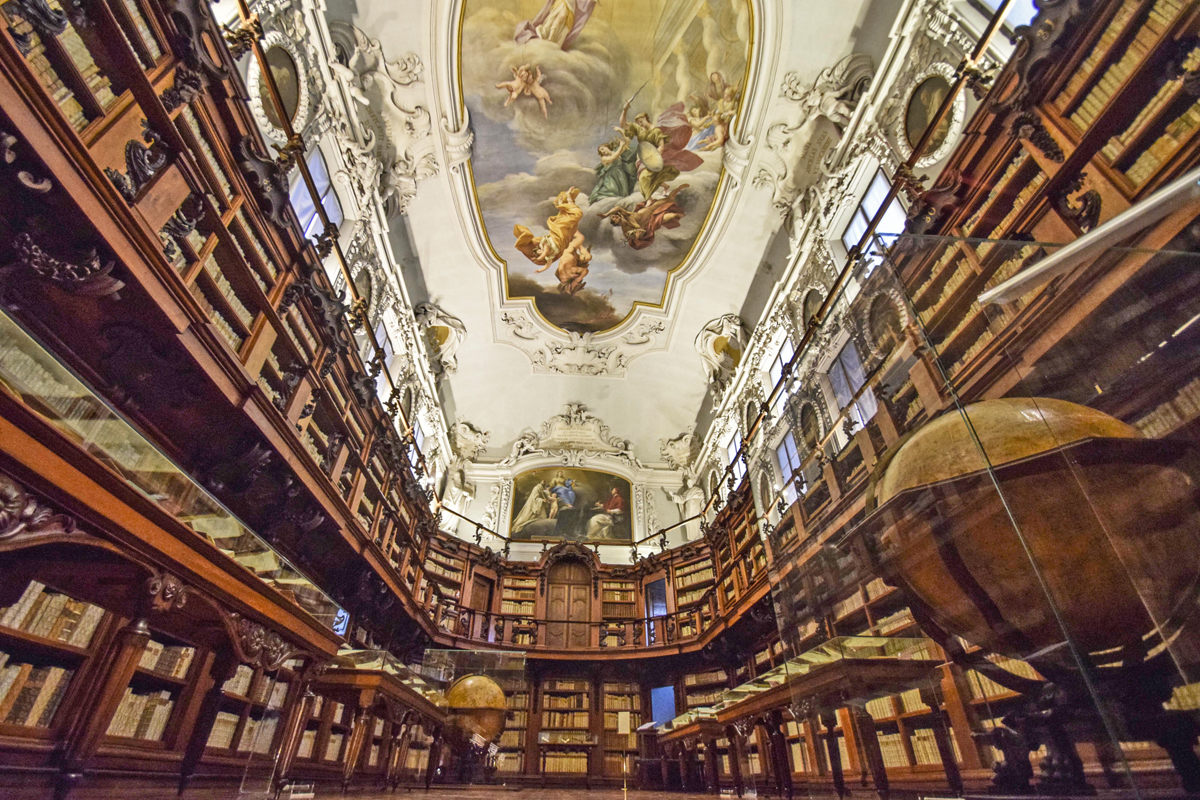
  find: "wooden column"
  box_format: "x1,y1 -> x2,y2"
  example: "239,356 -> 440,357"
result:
272,685 -> 315,798
178,650 -> 240,795
386,723 -> 411,789
821,711 -> 846,799
678,742 -> 691,791
55,618 -> 153,799
849,706 -> 888,799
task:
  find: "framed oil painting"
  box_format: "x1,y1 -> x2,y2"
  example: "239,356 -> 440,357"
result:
509,467 -> 633,543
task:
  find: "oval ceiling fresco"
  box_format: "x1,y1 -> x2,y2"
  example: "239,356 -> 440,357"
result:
460,0 -> 753,333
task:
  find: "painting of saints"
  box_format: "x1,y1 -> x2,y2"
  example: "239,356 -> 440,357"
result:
513,187 -> 587,267
511,480 -> 550,534
514,0 -> 598,50
616,101 -> 702,200
585,486 -> 627,540
601,183 -> 688,250
589,135 -> 638,203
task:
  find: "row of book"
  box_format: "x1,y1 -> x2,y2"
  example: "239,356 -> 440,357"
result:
604,732 -> 636,749
106,688 -> 174,741
0,656 -> 73,729
1055,0 -> 1140,109
687,690 -> 723,707
203,253 -> 255,327
910,727 -> 959,765
208,711 -> 241,749
542,711 -> 588,728
1166,681 -> 1200,711
139,640 -> 196,679
507,692 -> 529,709
179,107 -> 234,199
12,19 -> 89,131
542,752 -> 588,772
543,694 -> 587,709
508,710 -> 529,727
832,591 -> 865,620
499,730 -> 524,748
1,582 -> 106,648
500,600 -> 535,614
602,590 -> 635,602
223,664 -> 255,697
603,694 -> 640,710
676,566 -> 715,589
236,715 -> 279,754
603,712 -> 640,728
1068,0 -> 1183,131
496,752 -> 524,772
875,609 -> 915,635
676,588 -> 707,606
684,668 -> 727,686
962,152 -> 1029,235
544,679 -> 589,691
424,562 -> 462,581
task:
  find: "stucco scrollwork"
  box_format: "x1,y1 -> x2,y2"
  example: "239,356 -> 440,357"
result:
414,301 -> 466,379
695,314 -> 747,396
327,24 -> 438,218
754,54 -> 874,226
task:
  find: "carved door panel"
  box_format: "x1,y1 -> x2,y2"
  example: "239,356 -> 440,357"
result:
546,560 -> 591,649
547,584 -> 570,648
568,584 -> 590,648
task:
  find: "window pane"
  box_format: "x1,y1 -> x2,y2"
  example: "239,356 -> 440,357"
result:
838,343 -> 868,394
307,148 -> 331,194
979,0 -> 1038,27
322,190 -> 343,229
303,211 -> 323,239
784,432 -> 799,467
842,209 -> 867,253
862,170 -> 892,218
776,441 -> 792,482
828,360 -> 853,409
290,181 -> 315,232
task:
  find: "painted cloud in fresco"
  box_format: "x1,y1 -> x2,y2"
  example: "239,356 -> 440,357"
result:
463,8 -> 630,153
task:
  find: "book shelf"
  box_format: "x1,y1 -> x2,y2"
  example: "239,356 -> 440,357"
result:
601,580 -> 636,619
425,547 -> 465,602
601,682 -> 640,777
500,577 -> 537,616
683,668 -> 728,709
104,632 -> 198,743
498,684 -> 529,775
0,581 -> 107,734
674,558 -> 715,609
540,678 -> 591,774
206,663 -> 291,755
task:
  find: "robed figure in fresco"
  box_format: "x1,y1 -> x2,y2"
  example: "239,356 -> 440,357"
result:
601,183 -> 688,250
514,0 -> 598,50
513,187 -> 586,266
616,100 -> 703,200
589,135 -> 638,203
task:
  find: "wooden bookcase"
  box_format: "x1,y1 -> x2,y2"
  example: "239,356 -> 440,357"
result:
500,577 -> 537,616
601,681 -> 640,777
601,580 -> 636,620
539,678 -> 592,775
673,558 -> 715,609
682,668 -> 728,710
498,683 -> 529,775
424,548 -> 465,603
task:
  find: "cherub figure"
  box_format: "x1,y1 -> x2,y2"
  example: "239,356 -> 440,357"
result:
601,183 -> 688,250
494,63 -> 553,118
549,231 -> 592,294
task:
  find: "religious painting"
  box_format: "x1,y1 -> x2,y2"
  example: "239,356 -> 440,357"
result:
905,74 -> 953,152
509,467 -> 633,543
261,45 -> 300,129
459,0 -> 754,333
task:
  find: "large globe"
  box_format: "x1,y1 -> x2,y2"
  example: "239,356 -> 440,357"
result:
444,674 -> 507,748
868,398 -> 1200,666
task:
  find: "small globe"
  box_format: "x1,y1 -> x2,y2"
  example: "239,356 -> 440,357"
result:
870,398 -> 1200,665
445,674 -> 507,747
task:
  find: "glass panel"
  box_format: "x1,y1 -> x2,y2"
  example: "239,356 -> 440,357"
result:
0,309 -> 342,631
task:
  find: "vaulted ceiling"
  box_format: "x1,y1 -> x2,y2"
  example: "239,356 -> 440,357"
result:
324,0 -> 906,464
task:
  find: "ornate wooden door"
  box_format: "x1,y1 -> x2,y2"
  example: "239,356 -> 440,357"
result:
546,560 -> 591,648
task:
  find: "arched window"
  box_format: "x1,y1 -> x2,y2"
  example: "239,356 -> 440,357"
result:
290,148 -> 343,239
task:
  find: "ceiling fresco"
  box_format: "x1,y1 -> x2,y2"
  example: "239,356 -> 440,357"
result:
459,0 -> 753,333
